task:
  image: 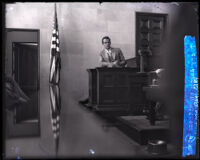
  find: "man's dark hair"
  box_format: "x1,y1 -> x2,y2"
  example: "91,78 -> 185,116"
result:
102,36 -> 111,44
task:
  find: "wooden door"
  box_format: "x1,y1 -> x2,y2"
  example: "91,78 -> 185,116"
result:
136,12 -> 168,71
13,42 -> 39,91
13,42 -> 39,122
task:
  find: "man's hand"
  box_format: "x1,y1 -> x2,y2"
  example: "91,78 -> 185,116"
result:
112,61 -> 120,67
108,63 -> 113,67
107,61 -> 120,68
113,61 -> 118,65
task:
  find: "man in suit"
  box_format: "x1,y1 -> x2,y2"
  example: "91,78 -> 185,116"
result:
79,36 -> 126,106
99,36 -> 127,67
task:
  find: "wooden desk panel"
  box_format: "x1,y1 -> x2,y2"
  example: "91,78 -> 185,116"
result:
88,68 -> 148,115
87,69 -> 97,105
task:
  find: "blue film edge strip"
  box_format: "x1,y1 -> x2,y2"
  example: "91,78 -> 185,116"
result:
182,35 -> 198,157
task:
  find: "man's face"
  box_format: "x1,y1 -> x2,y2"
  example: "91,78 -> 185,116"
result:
103,38 -> 111,49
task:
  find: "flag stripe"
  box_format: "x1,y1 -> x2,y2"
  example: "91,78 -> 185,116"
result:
49,3 -> 61,84
49,84 -> 61,141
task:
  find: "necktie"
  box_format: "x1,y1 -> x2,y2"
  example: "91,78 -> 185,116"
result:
107,51 -> 113,62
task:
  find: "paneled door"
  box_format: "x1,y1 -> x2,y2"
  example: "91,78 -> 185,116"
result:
136,12 -> 168,71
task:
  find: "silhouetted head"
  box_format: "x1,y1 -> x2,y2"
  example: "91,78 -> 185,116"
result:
102,36 -> 111,50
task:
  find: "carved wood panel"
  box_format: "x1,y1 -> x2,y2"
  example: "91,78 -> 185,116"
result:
136,12 -> 167,71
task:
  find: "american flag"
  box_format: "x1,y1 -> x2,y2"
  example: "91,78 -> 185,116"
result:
49,3 -> 61,84
49,84 -> 61,154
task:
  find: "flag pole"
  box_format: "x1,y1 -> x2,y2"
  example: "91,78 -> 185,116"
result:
54,3 -> 57,18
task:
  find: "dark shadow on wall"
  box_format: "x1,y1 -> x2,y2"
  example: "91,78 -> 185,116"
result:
160,2 -> 199,157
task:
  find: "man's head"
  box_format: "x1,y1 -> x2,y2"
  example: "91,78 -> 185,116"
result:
102,36 -> 111,50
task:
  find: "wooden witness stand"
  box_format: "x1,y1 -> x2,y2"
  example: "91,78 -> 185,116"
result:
87,68 -> 149,116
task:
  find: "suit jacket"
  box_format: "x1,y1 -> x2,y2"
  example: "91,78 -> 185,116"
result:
99,47 -> 126,67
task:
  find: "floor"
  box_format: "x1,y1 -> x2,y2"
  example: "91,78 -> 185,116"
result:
5,83 -> 171,159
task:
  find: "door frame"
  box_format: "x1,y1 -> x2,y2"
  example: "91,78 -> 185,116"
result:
6,28 -> 40,90
5,28 -> 41,137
